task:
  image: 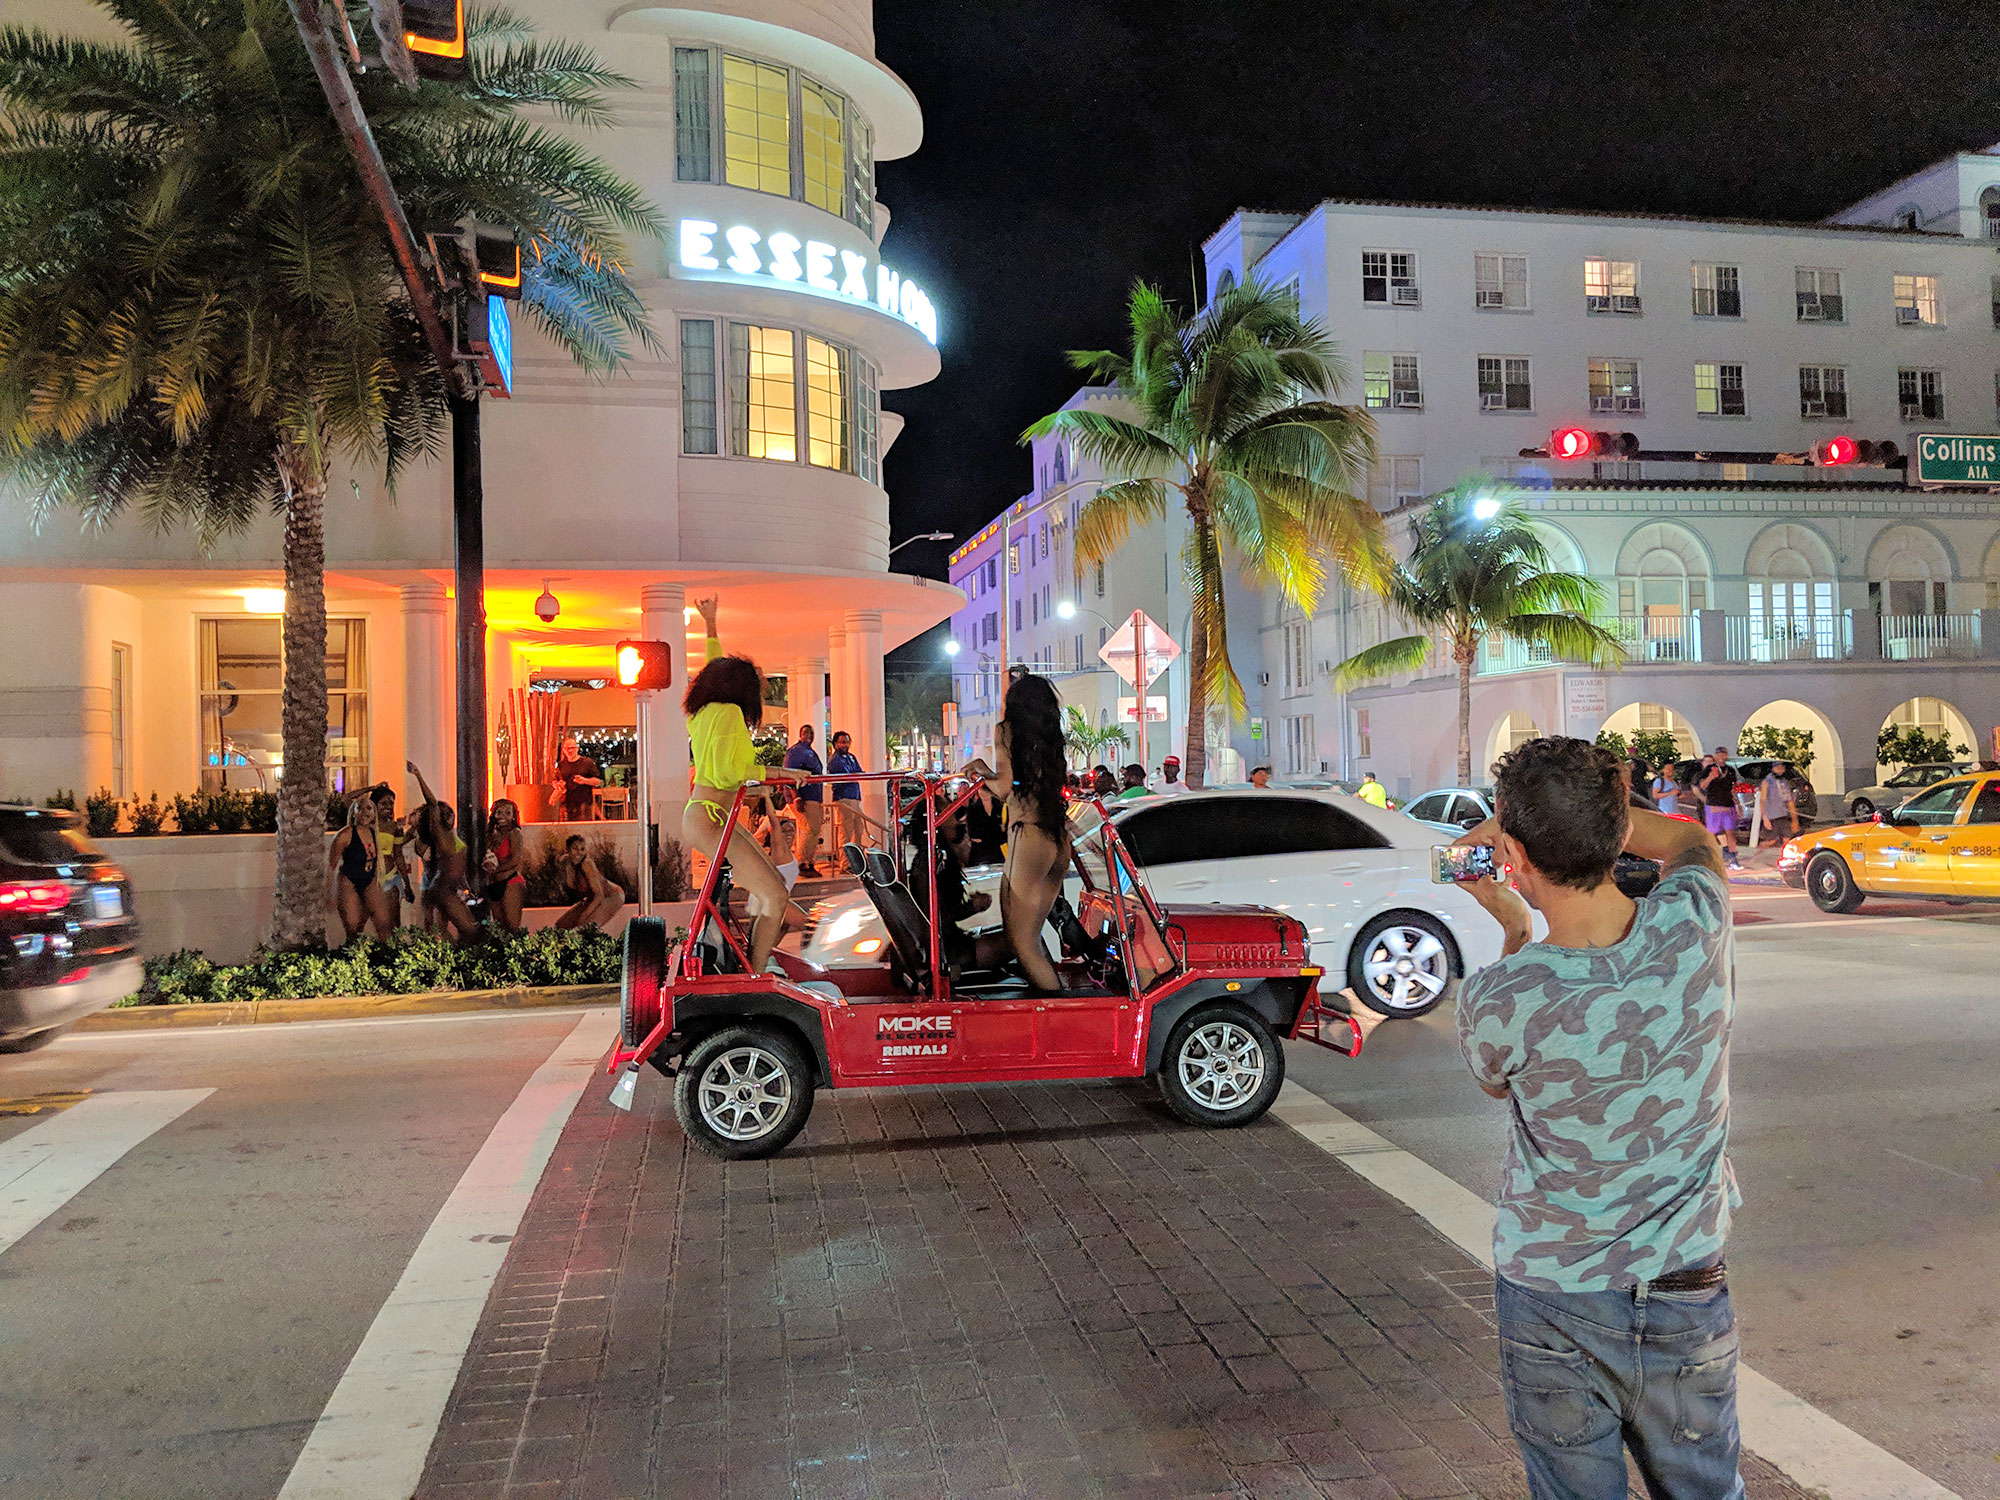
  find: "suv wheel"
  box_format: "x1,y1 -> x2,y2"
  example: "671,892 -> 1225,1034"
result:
1348,913 -> 1457,1018
1807,853 -> 1864,914
1158,1006 -> 1285,1128
674,1025 -> 815,1160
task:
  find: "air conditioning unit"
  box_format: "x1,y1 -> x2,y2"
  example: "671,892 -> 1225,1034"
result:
1258,672 -> 1271,686
1587,294 -> 1612,313
1590,395 -> 1617,412
1612,294 -> 1642,313
1480,392 -> 1507,410
1475,288 -> 1504,308
1615,395 -> 1645,412
1802,398 -> 1827,417
1393,390 -> 1422,408
1896,304 -> 1923,324
1900,403 -> 1924,421
1798,299 -> 1825,321
1391,284 -> 1421,306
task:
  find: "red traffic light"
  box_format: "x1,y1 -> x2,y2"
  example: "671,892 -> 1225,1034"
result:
616,640 -> 674,691
1551,427 -> 1592,461
1816,435 -> 1858,466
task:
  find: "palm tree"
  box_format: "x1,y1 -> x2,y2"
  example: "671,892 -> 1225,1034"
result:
0,0 -> 659,948
1334,479 -> 1623,784
1061,704 -> 1128,771
1024,280 -> 1381,789
885,670 -> 950,767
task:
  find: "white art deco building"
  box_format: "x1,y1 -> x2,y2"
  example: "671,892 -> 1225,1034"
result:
0,0 -> 956,828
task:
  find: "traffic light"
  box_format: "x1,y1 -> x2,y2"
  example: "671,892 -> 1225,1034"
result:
399,0 -> 467,81
1812,437 -> 1901,466
1550,429 -> 1638,460
616,640 -> 674,691
474,226 -> 521,300
1550,427 -> 1592,461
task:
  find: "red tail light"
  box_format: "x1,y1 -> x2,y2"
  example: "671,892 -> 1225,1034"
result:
0,881 -> 72,915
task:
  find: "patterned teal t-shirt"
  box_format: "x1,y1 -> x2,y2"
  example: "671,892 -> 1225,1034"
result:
1455,864 -> 1742,1292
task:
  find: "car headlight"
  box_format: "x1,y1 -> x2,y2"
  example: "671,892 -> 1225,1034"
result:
1778,840 -> 1801,866
820,907 -> 868,946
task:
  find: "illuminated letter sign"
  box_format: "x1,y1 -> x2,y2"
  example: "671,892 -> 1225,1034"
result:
677,218 -> 938,345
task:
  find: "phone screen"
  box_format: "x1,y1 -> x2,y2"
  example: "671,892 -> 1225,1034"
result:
1431,843 -> 1497,884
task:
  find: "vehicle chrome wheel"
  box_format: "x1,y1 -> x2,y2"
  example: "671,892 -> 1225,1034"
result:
1177,1020 -> 1267,1111
1360,924 -> 1451,1012
695,1046 -> 793,1141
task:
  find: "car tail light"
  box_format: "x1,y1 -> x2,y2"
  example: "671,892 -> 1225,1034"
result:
0,880 -> 72,915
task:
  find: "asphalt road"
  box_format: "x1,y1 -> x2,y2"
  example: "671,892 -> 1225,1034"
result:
1288,882 -> 2000,1500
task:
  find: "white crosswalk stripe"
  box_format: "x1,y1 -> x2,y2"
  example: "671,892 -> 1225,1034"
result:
0,1089 -> 214,1256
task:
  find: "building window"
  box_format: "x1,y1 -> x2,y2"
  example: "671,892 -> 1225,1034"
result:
1694,362 -> 1745,417
1477,355 -> 1532,411
1991,275 -> 2000,329
1361,250 -> 1419,306
728,323 -> 797,460
1474,252 -> 1528,310
1363,352 -> 1422,409
1094,561 -> 1105,598
1899,367 -> 1945,421
1012,600 -> 1021,632
1281,617 -> 1312,697
672,47 -> 712,181
1369,455 -> 1424,509
721,54 -> 792,196
849,115 -> 875,231
1584,258 -> 1640,314
1798,364 -> 1847,418
1691,263 -> 1741,317
1588,357 -> 1643,414
800,79 -> 846,215
679,319 -> 718,454
1275,276 -> 1302,313
110,642 -> 131,798
199,617 -> 367,793
803,335 -> 849,470
1355,708 -> 1371,759
854,356 -> 880,483
1893,273 -> 1941,326
1283,714 -> 1315,776
1796,267 -> 1844,322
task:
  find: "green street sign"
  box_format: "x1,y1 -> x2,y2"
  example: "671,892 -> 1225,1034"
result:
1910,433 -> 2000,486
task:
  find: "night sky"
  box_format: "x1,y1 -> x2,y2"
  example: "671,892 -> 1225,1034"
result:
871,0 -> 2000,657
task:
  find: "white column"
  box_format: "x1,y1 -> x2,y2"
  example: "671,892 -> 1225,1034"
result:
827,623 -> 851,748
640,583 -> 689,865
400,580 -> 451,795
845,609 -> 887,828
789,656 -> 828,742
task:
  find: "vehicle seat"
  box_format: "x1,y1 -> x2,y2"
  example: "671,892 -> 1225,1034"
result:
856,848 -> 933,991
842,842 -> 867,877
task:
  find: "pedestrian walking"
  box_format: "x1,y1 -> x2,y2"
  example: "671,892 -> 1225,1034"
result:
1700,749 -> 1741,869
1356,771 -> 1388,808
1650,763 -> 1679,815
553,734 -> 602,821
1155,754 -> 1187,796
1760,761 -> 1799,839
784,724 -> 826,875
1452,736 -> 1744,1500
828,730 -> 867,849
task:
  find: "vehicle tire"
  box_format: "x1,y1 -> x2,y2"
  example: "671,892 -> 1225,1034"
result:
1847,796 -> 1875,819
1158,1005 -> 1285,1129
0,1022 -> 70,1054
620,917 -> 668,1050
1806,853 -> 1864,914
674,1025 -> 815,1160
1347,912 -> 1458,1018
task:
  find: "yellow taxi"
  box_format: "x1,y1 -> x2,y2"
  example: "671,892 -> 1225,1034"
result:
1778,771 -> 2000,912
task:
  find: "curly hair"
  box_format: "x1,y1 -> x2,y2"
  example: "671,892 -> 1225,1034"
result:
1492,736 -> 1629,890
683,653 -> 764,727
1000,673 -> 1068,830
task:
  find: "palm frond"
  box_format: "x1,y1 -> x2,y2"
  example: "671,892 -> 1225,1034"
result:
1072,477 -> 1167,574
1333,634 -> 1433,687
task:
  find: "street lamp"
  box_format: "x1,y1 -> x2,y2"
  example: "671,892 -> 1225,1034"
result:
943,638 -> 961,656
889,530 -> 953,558
1471,495 -> 1503,521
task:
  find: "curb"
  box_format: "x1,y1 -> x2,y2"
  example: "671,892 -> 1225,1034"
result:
77,983 -> 618,1033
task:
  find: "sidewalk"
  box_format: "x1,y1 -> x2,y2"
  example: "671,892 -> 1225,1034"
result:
415,1072 -> 1812,1500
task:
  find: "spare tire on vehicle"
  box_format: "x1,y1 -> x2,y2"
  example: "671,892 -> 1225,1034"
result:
621,916 -> 668,1049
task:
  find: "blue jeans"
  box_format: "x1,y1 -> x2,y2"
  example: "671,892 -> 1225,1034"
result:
1495,1269 -> 1745,1500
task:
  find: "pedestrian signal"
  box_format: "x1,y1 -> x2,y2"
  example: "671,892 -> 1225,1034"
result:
616,640 -> 674,691
400,0 -> 467,81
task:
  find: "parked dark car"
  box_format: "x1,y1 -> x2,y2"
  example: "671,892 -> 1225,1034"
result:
1733,760 -> 1819,823
0,807 -> 140,1052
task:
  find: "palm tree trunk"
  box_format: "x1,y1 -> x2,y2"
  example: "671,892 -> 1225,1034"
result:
271,437 -> 330,951
1455,639 -> 1475,786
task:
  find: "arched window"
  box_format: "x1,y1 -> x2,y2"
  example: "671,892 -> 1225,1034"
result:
1616,523 -> 1708,661
1979,185 -> 2000,240
1745,524 -> 1837,660
1213,268 -> 1237,302
1866,524 -> 1952,621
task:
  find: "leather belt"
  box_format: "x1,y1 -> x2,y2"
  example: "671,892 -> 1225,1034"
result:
1644,1261 -> 1727,1293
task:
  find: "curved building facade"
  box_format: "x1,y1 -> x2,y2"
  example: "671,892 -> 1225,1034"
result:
0,0 -> 956,827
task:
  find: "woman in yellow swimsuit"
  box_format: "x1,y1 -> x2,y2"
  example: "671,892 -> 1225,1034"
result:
682,597 -> 808,973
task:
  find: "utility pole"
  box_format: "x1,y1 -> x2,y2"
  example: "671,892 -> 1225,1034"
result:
288,0 -> 491,871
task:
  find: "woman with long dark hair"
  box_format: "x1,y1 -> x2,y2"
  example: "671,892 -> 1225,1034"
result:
682,596 -> 807,972
962,672 -> 1071,990
482,797 -> 526,930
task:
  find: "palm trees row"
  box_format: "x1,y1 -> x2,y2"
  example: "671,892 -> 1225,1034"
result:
1026,279 -> 1619,789
1,0 -> 659,947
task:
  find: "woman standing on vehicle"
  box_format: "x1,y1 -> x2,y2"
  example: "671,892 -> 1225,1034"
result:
961,672 -> 1071,991
682,596 -> 808,973
483,798 -> 527,930
327,795 -> 382,944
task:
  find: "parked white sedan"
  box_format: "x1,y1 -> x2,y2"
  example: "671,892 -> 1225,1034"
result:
798,790 -> 1506,1018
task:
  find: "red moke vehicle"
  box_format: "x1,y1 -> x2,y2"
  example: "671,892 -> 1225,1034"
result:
609,773 -> 1361,1158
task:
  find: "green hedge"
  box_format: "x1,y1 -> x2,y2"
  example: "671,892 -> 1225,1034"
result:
121,925 -> 625,1006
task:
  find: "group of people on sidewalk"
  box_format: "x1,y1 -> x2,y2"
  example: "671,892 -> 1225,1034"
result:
1635,747 -> 1801,871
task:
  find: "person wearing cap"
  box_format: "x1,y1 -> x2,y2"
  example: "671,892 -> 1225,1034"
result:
1249,765 -> 1273,789
1115,764 -> 1152,802
1156,755 -> 1187,796
1357,771 -> 1389,808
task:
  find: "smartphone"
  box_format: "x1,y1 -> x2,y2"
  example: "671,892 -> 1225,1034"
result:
1431,843 -> 1497,885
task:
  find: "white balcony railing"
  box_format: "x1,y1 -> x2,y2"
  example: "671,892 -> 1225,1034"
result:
1606,614 -> 1696,662
1880,614 -> 1982,661
1724,613 -> 1852,662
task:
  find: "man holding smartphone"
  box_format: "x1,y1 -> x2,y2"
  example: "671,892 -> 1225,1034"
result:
1449,736 -> 1743,1500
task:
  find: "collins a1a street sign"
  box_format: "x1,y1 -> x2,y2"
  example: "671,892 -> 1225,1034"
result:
1910,433 -> 2000,486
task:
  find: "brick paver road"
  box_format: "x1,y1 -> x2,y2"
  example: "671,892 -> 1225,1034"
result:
416,1068 -> 1808,1500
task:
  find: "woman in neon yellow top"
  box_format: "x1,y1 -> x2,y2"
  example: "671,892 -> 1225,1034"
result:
683,597 -> 808,972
